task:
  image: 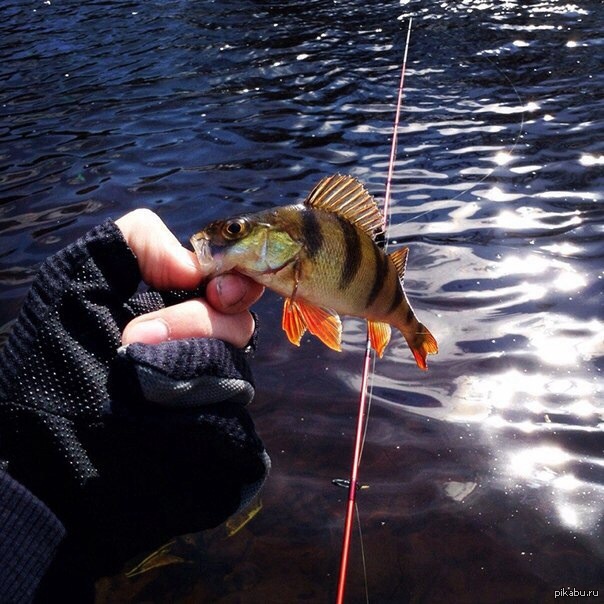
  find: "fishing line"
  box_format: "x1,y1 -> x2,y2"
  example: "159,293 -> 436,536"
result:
336,13 -> 526,603
355,501 -> 370,604
394,29 -> 526,230
335,17 -> 413,604
358,354 -> 377,464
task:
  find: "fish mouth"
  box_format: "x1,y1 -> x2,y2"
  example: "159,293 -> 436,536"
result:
190,232 -> 216,272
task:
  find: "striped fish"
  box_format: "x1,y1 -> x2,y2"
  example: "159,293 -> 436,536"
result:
191,174 -> 438,369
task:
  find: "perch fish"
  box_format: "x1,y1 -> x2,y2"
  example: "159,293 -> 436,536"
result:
191,174 -> 438,369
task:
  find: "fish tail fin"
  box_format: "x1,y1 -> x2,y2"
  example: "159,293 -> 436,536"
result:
388,247 -> 438,369
407,323 -> 438,370
396,304 -> 438,370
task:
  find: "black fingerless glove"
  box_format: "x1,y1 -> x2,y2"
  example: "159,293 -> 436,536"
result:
0,220 -> 269,590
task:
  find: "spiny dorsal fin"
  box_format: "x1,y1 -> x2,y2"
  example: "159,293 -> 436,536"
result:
304,174 -> 385,240
388,247 -> 409,281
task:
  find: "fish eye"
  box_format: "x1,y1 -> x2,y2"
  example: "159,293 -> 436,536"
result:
222,218 -> 249,240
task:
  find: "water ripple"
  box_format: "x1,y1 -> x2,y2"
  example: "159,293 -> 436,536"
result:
1,0 -> 603,600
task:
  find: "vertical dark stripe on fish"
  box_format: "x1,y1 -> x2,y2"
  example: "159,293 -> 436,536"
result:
386,276 -> 404,315
337,215 -> 362,290
365,244 -> 390,309
302,209 -> 323,258
406,306 -> 414,324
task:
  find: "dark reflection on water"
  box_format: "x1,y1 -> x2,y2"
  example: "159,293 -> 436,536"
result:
1,0 -> 603,601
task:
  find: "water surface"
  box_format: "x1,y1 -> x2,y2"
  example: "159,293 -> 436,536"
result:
1,1 -> 602,602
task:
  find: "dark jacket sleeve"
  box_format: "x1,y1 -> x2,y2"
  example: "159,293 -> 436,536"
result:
0,469 -> 65,603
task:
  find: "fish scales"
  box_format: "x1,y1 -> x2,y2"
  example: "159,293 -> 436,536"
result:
292,207 -> 398,320
191,174 -> 438,369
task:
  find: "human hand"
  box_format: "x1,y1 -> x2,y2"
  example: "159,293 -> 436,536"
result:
116,208 -> 264,347
0,210 -> 270,595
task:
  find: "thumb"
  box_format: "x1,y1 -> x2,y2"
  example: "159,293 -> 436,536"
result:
121,298 -> 256,349
115,209 -> 202,290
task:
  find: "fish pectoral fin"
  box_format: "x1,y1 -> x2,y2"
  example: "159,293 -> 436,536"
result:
282,297 -> 307,346
282,298 -> 342,352
367,320 -> 392,358
300,300 -> 342,352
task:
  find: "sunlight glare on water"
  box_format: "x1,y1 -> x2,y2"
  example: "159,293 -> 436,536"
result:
0,0 -> 602,600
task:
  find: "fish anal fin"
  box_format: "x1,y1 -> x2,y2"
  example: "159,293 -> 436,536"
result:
304,174 -> 385,240
292,298 -> 342,352
388,247 -> 409,282
367,320 -> 391,358
282,297 -> 306,346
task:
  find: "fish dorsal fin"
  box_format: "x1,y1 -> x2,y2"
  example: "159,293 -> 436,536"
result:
304,174 -> 385,239
388,247 -> 409,281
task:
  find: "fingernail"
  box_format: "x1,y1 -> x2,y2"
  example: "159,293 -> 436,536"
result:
123,318 -> 170,344
215,274 -> 246,309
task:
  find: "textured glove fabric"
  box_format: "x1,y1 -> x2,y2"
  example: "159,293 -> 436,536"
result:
0,470 -> 65,603
0,221 -> 137,494
0,220 -> 269,593
115,337 -> 256,407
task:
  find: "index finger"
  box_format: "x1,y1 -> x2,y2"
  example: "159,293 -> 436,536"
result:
115,209 -> 263,313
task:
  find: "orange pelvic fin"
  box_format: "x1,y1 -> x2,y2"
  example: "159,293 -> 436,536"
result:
282,297 -> 306,346
282,298 -> 342,351
367,320 -> 391,358
409,325 -> 439,371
